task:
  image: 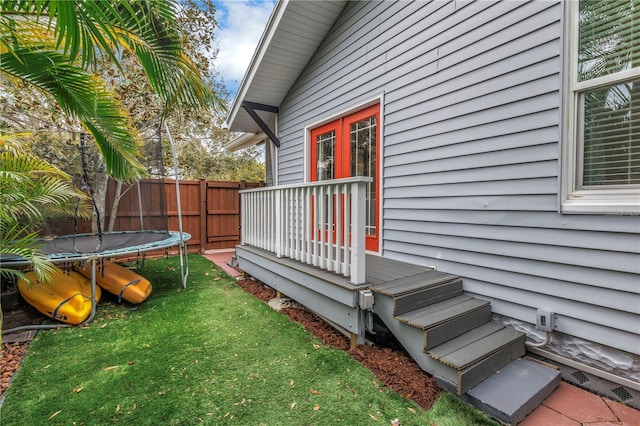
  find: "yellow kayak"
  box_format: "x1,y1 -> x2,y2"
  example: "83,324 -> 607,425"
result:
76,261 -> 152,304
17,270 -> 101,325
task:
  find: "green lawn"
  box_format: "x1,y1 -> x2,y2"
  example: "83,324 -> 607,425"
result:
0,255 -> 495,425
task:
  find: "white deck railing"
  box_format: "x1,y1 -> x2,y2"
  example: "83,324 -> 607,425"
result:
240,177 -> 371,284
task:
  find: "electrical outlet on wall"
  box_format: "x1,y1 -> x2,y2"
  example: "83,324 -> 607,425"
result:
536,308 -> 555,332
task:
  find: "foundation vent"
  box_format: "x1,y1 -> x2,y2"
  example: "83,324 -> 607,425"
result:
612,386 -> 634,403
561,365 -> 639,409
571,370 -> 589,385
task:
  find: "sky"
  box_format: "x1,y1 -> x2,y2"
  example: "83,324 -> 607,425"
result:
213,0 -> 276,97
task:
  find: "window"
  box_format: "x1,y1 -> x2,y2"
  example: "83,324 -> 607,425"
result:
562,0 -> 640,213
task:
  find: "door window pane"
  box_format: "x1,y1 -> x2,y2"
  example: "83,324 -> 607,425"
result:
316,131 -> 335,181
350,116 -> 377,236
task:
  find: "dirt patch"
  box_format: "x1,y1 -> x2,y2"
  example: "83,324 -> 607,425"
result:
236,278 -> 441,410
236,278 -> 277,302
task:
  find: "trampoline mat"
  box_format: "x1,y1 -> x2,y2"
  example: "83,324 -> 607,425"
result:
41,231 -> 172,255
0,231 -> 189,265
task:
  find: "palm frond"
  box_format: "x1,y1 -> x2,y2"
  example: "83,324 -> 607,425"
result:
1,48 -> 146,180
0,143 -> 91,227
0,227 -> 57,285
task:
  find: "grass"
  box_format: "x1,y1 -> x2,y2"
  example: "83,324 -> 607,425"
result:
1,255 -> 496,425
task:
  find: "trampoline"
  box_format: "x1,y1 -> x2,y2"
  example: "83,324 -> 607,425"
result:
38,230 -> 190,262
0,230 -> 190,266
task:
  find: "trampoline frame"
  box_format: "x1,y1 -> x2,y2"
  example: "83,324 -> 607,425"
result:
40,230 -> 190,263
0,230 -> 190,267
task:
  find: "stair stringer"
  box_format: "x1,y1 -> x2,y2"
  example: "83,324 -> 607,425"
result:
372,291 -> 459,393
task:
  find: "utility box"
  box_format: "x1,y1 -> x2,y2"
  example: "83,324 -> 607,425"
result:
358,289 -> 374,310
536,308 -> 555,332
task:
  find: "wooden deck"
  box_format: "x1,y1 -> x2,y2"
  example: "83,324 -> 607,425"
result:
365,254 -> 432,286
233,245 -> 432,345
236,244 -> 431,288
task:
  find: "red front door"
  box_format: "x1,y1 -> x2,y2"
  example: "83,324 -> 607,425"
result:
310,104 -> 380,252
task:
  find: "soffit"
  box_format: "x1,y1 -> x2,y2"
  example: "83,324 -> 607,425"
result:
226,0 -> 347,134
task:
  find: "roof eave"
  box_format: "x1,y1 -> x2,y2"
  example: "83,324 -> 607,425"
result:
225,1 -> 347,133
225,132 -> 267,152
225,0 -> 289,132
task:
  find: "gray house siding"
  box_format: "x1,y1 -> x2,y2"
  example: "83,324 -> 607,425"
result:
274,0 -> 640,359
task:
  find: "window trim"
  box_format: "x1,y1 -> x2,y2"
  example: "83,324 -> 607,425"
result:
560,0 -> 640,214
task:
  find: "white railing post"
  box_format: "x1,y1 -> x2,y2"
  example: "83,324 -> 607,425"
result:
350,179 -> 367,284
240,192 -> 246,244
275,188 -> 283,257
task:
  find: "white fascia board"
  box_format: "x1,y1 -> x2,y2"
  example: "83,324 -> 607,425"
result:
226,132 -> 267,152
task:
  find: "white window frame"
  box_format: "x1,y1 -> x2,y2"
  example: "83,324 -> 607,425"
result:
561,0 -> 640,214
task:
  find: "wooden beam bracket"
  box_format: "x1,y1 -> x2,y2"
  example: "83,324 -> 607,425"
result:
241,101 -> 281,148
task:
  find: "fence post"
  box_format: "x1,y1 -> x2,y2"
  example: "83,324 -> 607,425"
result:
199,179 -> 207,253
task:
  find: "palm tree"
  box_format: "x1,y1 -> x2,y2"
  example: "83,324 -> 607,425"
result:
0,138 -> 91,284
0,0 -> 222,181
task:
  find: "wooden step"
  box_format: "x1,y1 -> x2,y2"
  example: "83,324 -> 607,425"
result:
424,306 -> 492,350
370,270 -> 464,316
394,278 -> 463,316
432,326 -> 524,370
429,325 -> 526,395
428,321 -> 506,361
396,295 -> 489,330
396,295 -> 492,349
369,270 -> 460,297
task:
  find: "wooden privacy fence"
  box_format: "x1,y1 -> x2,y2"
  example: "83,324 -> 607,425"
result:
105,179 -> 264,253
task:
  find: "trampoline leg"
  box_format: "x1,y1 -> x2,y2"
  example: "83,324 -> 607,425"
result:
180,242 -> 189,288
83,258 -> 98,324
165,122 -> 189,289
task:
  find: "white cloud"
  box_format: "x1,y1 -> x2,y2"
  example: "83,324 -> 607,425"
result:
215,1 -> 275,95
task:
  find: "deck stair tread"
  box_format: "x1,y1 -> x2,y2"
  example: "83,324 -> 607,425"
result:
393,278 -> 463,316
396,295 -> 489,330
370,270 -> 460,297
428,321 -> 505,361
434,327 -> 525,370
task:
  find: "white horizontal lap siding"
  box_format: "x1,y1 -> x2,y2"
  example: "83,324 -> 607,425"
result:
275,0 -> 640,353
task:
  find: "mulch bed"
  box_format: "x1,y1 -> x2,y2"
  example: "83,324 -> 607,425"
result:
2,278 -> 442,411
236,278 -> 441,410
1,307 -> 43,398
1,342 -> 28,396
